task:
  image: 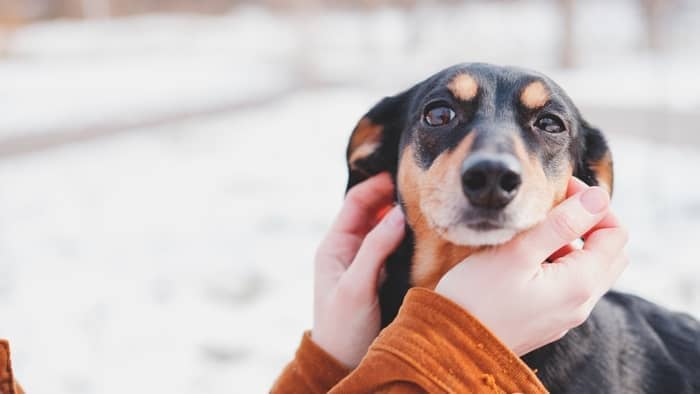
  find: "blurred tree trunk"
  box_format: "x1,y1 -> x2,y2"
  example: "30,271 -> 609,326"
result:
641,0 -> 665,51
0,2 -> 24,57
558,0 -> 575,69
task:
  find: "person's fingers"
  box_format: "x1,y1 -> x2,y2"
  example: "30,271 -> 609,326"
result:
331,173 -> 395,237
511,186 -> 611,266
575,251 -> 629,314
602,251 -> 629,292
567,177 -> 620,238
544,177 -> 589,261
343,205 -> 405,291
545,226 -> 628,304
583,226 -> 629,259
548,243 -> 577,262
582,211 -> 619,239
546,210 -> 621,262
580,226 -> 629,294
566,177 -> 589,197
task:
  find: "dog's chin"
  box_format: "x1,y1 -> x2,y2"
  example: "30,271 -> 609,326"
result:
441,224 -> 519,246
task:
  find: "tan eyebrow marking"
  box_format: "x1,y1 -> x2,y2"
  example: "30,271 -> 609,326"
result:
447,73 -> 478,101
520,80 -> 550,109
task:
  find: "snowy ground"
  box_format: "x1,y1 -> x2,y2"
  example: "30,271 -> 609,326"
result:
1,2 -> 700,393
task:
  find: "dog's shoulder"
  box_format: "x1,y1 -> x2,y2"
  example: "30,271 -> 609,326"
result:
605,290 -> 700,333
524,291 -> 700,393
603,290 -> 700,367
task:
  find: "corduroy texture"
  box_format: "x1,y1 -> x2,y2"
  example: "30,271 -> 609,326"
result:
270,332 -> 351,394
0,340 -> 23,394
272,288 -> 548,393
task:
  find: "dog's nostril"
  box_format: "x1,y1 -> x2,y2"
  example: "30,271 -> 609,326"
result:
463,170 -> 487,191
500,171 -> 521,193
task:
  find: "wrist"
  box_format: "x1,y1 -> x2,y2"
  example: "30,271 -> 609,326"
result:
310,329 -> 354,369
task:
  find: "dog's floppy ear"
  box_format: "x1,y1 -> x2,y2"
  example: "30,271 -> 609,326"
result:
573,119 -> 614,195
346,92 -> 410,192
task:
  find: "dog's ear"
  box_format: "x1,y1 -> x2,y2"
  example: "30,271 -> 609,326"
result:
346,92 -> 410,192
573,119 -> 614,195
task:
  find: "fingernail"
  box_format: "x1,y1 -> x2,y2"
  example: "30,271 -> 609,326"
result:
385,205 -> 404,227
580,187 -> 609,214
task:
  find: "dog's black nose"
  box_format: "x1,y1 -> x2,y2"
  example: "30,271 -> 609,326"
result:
462,153 -> 522,208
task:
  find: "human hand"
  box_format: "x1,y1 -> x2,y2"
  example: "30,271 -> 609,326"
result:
436,178 -> 629,356
312,173 -> 405,368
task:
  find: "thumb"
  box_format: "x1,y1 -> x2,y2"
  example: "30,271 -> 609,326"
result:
512,186 -> 610,265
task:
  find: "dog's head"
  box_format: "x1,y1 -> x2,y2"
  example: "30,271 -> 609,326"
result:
346,63 -> 613,288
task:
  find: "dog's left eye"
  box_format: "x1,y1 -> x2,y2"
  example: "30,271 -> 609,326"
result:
423,105 -> 455,127
534,114 -> 566,133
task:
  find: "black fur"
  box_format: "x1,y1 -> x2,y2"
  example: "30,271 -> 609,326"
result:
522,292 -> 700,393
343,63 -> 700,393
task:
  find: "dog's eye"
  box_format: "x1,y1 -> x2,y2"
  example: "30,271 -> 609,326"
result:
423,104 -> 455,127
534,114 -> 566,133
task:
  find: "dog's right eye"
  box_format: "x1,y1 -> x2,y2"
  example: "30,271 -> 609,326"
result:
423,104 -> 455,127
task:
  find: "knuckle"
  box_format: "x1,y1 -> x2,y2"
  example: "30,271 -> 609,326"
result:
364,228 -> 388,250
344,188 -> 368,210
314,246 -> 330,267
365,224 -> 397,251
550,210 -> 580,242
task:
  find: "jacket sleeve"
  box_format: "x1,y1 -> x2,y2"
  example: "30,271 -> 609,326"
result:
270,331 -> 351,394
0,340 -> 24,394
329,288 -> 548,393
272,287 -> 548,394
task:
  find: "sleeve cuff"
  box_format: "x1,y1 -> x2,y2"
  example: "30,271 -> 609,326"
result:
372,288 -> 547,393
0,340 -> 20,394
295,331 -> 351,391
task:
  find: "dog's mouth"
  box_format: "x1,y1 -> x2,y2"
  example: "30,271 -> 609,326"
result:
433,204 -> 525,246
464,220 -> 503,231
460,207 -> 510,231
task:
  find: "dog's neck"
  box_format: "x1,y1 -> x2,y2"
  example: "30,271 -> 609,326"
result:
410,230 -> 480,289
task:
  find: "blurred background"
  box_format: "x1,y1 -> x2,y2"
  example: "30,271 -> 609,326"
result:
0,0 -> 699,392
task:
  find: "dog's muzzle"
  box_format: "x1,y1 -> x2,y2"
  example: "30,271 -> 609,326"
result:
461,153 -> 522,209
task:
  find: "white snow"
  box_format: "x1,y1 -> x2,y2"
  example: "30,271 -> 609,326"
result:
0,1 -> 699,393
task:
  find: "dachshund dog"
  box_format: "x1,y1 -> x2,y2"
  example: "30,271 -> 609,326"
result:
344,63 -> 700,393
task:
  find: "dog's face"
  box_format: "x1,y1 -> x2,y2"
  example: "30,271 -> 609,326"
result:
346,63 -> 613,287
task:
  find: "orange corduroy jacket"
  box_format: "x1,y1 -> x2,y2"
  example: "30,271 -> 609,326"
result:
272,288 -> 548,393
0,340 -> 23,394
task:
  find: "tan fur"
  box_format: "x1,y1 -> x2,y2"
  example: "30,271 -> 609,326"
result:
398,136 -> 480,289
348,117 -> 383,169
349,143 -> 381,169
520,81 -> 549,109
447,73 -> 479,102
589,151 -> 614,194
512,136 -> 571,216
